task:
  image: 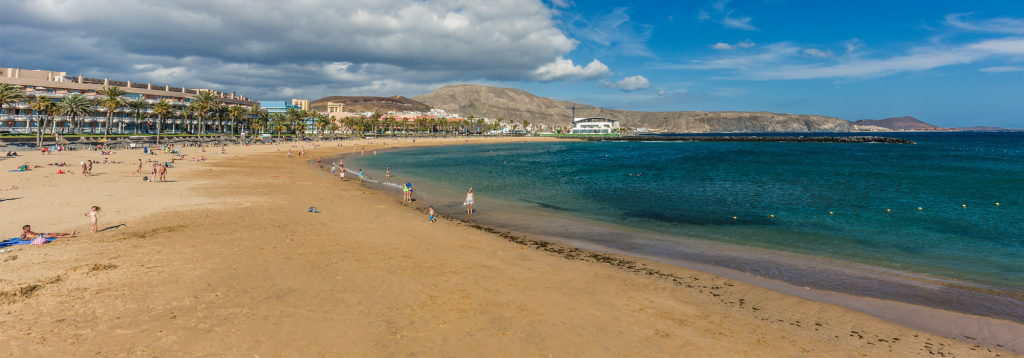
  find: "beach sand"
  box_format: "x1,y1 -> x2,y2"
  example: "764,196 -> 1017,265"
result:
0,137 -> 1018,356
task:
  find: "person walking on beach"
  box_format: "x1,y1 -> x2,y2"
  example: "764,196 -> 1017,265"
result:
318,157 -> 323,168
81,161 -> 88,176
402,181 -> 409,202
465,188 -> 474,216
288,149 -> 292,157
428,206 -> 436,223
87,160 -> 93,175
359,169 -> 364,183
331,164 -> 337,175
386,166 -> 391,180
151,163 -> 159,181
340,166 -> 345,181
84,206 -> 101,233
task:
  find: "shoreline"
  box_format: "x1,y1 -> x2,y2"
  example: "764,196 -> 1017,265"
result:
2,137 -> 1021,356
339,141 -> 1024,353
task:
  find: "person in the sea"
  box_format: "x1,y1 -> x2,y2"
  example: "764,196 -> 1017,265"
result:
386,166 -> 391,180
20,225 -> 75,241
465,188 -> 474,216
84,206 -> 101,233
428,206 -> 436,223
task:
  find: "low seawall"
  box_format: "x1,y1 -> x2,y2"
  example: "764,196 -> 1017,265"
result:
560,135 -> 915,144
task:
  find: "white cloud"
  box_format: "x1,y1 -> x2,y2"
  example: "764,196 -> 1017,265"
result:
533,57 -> 610,82
721,12 -> 758,31
712,39 -> 756,50
712,43 -> 734,50
598,75 -> 651,91
0,0 -> 610,99
844,39 -> 865,54
701,1 -> 757,31
946,14 -> 1024,34
803,49 -> 833,58
966,38 -> 1024,54
979,66 -> 1024,72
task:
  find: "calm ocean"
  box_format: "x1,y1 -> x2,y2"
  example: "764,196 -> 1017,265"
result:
344,132 -> 1024,322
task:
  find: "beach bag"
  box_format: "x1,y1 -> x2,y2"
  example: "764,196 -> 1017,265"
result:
31,237 -> 47,245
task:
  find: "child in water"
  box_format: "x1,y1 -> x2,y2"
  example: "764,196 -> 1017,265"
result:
428,206 -> 436,223
84,206 -> 101,233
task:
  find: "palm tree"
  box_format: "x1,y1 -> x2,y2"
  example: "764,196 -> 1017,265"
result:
56,93 -> 93,134
95,86 -> 127,139
522,120 -> 531,133
228,105 -> 246,135
0,84 -> 28,128
152,100 -> 173,145
31,96 -> 56,146
248,104 -> 266,134
270,112 -> 289,141
286,107 -> 306,137
190,90 -> 221,139
125,97 -> 151,134
315,113 -> 332,134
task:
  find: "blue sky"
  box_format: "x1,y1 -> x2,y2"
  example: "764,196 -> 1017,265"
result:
534,0 -> 1024,127
2,0 -> 1022,127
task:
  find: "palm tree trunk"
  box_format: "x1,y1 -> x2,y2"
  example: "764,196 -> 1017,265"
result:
104,113 -> 111,140
157,115 -> 162,146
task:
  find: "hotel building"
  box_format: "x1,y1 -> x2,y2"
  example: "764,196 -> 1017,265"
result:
1,68 -> 258,134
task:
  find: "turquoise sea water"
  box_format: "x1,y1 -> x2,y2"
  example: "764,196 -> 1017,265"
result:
344,133 -> 1024,321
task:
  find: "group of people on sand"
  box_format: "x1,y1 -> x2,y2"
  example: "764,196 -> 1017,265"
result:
6,151 -> 19,156
135,159 -> 169,182
18,206 -> 101,245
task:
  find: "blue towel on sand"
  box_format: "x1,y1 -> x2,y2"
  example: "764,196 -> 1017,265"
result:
0,238 -> 56,247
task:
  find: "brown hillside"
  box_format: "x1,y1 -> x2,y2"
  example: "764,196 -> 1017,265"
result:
310,95 -> 430,113
851,116 -> 940,130
414,84 -> 852,132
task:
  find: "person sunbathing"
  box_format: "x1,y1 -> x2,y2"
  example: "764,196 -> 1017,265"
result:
20,225 -> 75,241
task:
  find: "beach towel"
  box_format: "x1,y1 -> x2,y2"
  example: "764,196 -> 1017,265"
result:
0,238 -> 56,247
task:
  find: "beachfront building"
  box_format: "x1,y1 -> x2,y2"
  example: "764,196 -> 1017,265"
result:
291,99 -> 309,111
325,102 -> 345,113
1,67 -> 258,134
569,117 -> 620,134
259,101 -> 299,114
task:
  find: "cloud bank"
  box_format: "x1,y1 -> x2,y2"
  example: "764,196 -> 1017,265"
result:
0,0 -> 614,99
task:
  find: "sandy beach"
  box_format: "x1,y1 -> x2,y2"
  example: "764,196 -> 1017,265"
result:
1,137 -> 1020,357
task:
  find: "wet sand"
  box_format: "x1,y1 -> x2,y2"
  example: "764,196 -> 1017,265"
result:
1,137 -> 1020,356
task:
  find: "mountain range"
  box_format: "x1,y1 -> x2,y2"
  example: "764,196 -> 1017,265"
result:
322,84 -> 1015,133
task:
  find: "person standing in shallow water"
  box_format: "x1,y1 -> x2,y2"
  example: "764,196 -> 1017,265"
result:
386,166 -> 391,180
465,188 -> 474,217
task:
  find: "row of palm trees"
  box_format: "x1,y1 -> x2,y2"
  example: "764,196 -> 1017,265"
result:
0,83 -> 276,145
1,83 -> 555,147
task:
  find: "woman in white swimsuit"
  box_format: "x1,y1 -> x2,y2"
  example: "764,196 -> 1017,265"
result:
465,188 -> 474,216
